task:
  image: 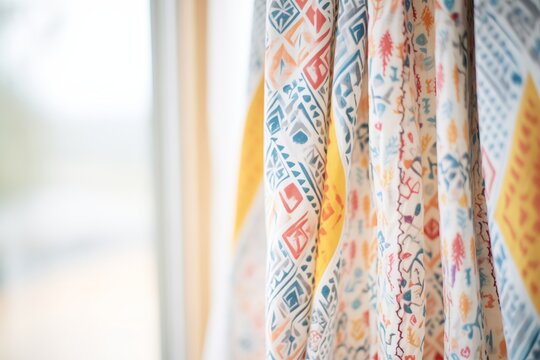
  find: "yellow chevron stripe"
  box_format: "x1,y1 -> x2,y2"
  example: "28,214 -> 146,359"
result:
495,74 -> 540,314
233,75 -> 265,245
314,113 -> 346,290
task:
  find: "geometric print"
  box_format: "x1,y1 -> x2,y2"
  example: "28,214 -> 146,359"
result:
205,0 -> 540,359
307,0 -> 368,359
264,0 -> 508,358
494,75 -> 540,360
475,0 -> 540,358
495,75 -> 540,317
264,0 -> 335,356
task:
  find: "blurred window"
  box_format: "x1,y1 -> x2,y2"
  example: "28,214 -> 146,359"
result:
0,0 -> 160,359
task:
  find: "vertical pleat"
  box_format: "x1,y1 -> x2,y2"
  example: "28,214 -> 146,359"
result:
434,1 -> 486,358
334,66 -> 377,359
367,0 -> 426,358
306,0 -> 369,358
257,0 -> 512,358
474,1 -> 539,358
264,0 -> 337,357
411,0 -> 446,358
467,6 -> 506,357
229,76 -> 267,360
218,1 -> 268,359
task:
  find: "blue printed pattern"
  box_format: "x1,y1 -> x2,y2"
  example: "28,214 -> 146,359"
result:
475,0 -> 540,359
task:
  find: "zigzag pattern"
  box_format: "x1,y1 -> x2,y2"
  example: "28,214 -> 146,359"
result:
306,1 -> 369,359
265,0 -> 336,357
260,0 -> 521,358
211,0 -> 540,358
475,1 -> 540,357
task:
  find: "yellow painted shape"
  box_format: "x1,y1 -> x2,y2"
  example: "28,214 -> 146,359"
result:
233,76 -> 265,244
314,113 -> 346,290
495,74 -> 540,314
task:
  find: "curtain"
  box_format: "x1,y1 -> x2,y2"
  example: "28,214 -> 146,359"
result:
205,0 -> 540,359
263,0 -> 539,359
214,1 -> 268,359
474,1 -> 540,358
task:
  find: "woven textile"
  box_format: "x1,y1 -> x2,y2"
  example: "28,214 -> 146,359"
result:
206,0 -> 540,359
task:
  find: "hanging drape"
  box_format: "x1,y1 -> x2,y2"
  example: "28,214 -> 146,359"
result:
219,1 -> 267,359
205,0 -> 540,359
474,1 -> 540,358
262,0 -> 539,359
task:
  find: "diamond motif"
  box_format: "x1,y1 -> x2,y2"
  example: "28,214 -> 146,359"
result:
269,0 -> 300,34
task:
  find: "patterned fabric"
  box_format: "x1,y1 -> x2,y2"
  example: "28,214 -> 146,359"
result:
475,1 -> 540,359
205,0 -> 540,359
215,0 -> 268,359
263,0 -> 518,358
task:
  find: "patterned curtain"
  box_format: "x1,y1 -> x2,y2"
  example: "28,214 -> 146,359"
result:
206,0 -> 540,359
475,1 -> 540,358
213,1 -> 267,359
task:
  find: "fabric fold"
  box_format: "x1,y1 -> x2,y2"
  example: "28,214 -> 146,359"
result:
216,0 -> 540,358
206,0 -> 540,358
264,0 -> 337,357
307,0 -> 369,358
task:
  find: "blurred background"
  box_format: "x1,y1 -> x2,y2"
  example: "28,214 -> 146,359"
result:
0,0 -> 251,359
